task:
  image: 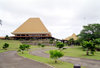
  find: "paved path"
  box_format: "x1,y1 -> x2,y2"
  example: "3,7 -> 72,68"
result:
0,51 -> 53,68
30,48 -> 100,68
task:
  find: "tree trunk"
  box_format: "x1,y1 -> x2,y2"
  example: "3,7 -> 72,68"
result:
86,48 -> 89,55
55,59 -> 57,63
22,51 -> 24,54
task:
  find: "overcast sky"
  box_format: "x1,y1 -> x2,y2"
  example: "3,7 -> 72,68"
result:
0,0 -> 100,39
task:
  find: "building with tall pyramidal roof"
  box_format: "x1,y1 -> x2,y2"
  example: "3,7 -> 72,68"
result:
12,18 -> 52,39
65,33 -> 78,40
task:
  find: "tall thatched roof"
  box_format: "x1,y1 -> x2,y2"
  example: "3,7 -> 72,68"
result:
12,18 -> 51,34
65,33 -> 78,40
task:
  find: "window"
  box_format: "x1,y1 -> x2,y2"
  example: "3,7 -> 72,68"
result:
21,34 -> 25,36
16,34 -> 20,36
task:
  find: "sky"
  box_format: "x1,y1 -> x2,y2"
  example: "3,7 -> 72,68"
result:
0,0 -> 100,39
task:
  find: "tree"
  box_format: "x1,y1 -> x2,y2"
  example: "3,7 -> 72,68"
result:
49,50 -> 64,63
93,38 -> 100,45
18,44 -> 31,54
2,43 -> 9,50
38,43 -> 41,47
74,39 -> 81,45
82,41 -> 95,55
49,39 -> 54,45
41,44 -> 45,48
78,23 -> 100,41
0,19 -> 2,26
19,44 -> 26,54
25,44 -> 30,50
68,38 -> 75,45
56,42 -> 65,50
40,44 -> 45,48
5,35 -> 9,40
93,38 -> 100,51
38,43 -> 45,48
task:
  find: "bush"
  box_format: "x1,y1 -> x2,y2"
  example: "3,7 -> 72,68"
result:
5,35 -> 9,40
38,43 -> 45,48
19,45 -> 26,51
18,44 -> 30,54
95,46 -> 100,51
25,44 -> 30,50
93,38 -> 100,45
56,42 -> 65,50
49,50 -> 64,63
2,43 -> 9,50
38,43 -> 41,47
68,38 -> 75,45
82,41 -> 95,55
49,39 -> 54,44
41,44 -> 45,48
81,41 -> 87,51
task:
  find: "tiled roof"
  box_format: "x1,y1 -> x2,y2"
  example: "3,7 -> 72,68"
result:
12,18 -> 50,34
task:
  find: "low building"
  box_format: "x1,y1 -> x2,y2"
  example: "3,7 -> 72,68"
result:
65,33 -> 78,40
12,18 -> 52,40
0,37 -> 5,39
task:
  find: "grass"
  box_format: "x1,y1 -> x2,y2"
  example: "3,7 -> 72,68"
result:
0,39 -> 54,52
0,40 -> 85,68
63,46 -> 100,60
0,40 -> 74,68
0,40 -> 38,52
18,51 -> 74,68
46,46 -> 100,60
0,40 -> 21,49
0,40 -> 22,52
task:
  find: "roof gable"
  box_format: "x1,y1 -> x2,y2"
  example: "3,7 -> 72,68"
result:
65,33 -> 78,40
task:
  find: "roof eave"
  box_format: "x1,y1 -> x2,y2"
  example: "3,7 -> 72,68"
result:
12,32 -> 51,34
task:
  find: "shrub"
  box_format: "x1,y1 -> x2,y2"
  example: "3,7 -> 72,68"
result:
95,46 -> 100,51
68,38 -> 75,45
20,45 -> 26,50
82,41 -> 95,55
56,42 -> 65,50
41,44 -> 45,48
81,41 -> 87,51
38,43 -> 45,48
93,38 -> 100,45
49,39 -> 54,44
38,43 -> 41,47
5,35 -> 9,40
25,44 -> 30,50
2,43 -> 9,50
18,44 -> 31,54
49,50 -> 64,63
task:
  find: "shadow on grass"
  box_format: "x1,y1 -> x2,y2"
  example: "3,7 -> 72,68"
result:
48,60 -> 64,64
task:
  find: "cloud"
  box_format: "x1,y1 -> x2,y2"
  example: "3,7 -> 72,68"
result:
0,0 -> 100,39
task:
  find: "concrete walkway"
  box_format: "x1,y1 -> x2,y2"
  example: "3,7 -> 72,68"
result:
0,51 -> 53,68
30,48 -> 100,68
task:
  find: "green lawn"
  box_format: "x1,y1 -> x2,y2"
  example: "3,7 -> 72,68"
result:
0,40 -> 21,49
0,40 -> 38,52
63,46 -> 100,60
0,40 -> 85,68
0,40 -> 22,52
46,46 -> 100,60
18,51 -> 74,68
